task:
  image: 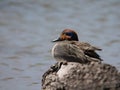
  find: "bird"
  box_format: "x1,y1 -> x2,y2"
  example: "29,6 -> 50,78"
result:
52,29 -> 103,63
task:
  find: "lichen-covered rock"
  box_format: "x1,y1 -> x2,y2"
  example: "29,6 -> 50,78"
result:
42,62 -> 120,90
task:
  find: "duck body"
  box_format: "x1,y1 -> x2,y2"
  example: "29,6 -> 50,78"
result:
52,41 -> 87,63
52,41 -> 102,63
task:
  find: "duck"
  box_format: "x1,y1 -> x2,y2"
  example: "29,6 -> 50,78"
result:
52,29 -> 103,63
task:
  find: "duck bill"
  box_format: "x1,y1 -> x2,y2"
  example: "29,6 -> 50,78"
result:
52,38 -> 62,42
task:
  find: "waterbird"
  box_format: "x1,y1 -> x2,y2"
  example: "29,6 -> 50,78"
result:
52,29 -> 103,63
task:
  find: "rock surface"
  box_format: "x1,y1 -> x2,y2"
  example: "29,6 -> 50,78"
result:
42,62 -> 120,90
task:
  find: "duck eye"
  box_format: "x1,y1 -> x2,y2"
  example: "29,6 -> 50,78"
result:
65,32 -> 73,36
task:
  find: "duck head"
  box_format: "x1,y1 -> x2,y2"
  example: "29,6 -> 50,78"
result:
53,29 -> 79,42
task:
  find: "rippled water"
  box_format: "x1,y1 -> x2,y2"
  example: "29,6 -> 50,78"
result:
0,0 -> 120,90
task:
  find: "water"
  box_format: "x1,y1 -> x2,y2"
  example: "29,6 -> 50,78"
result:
0,0 -> 120,90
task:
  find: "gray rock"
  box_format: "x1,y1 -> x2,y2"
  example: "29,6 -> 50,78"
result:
42,62 -> 120,90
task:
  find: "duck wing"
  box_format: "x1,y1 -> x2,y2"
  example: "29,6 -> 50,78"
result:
72,41 -> 103,61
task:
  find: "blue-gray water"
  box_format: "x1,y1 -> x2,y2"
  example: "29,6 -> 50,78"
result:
0,0 -> 120,90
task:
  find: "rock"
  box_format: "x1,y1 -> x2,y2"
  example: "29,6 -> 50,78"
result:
42,62 -> 120,90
